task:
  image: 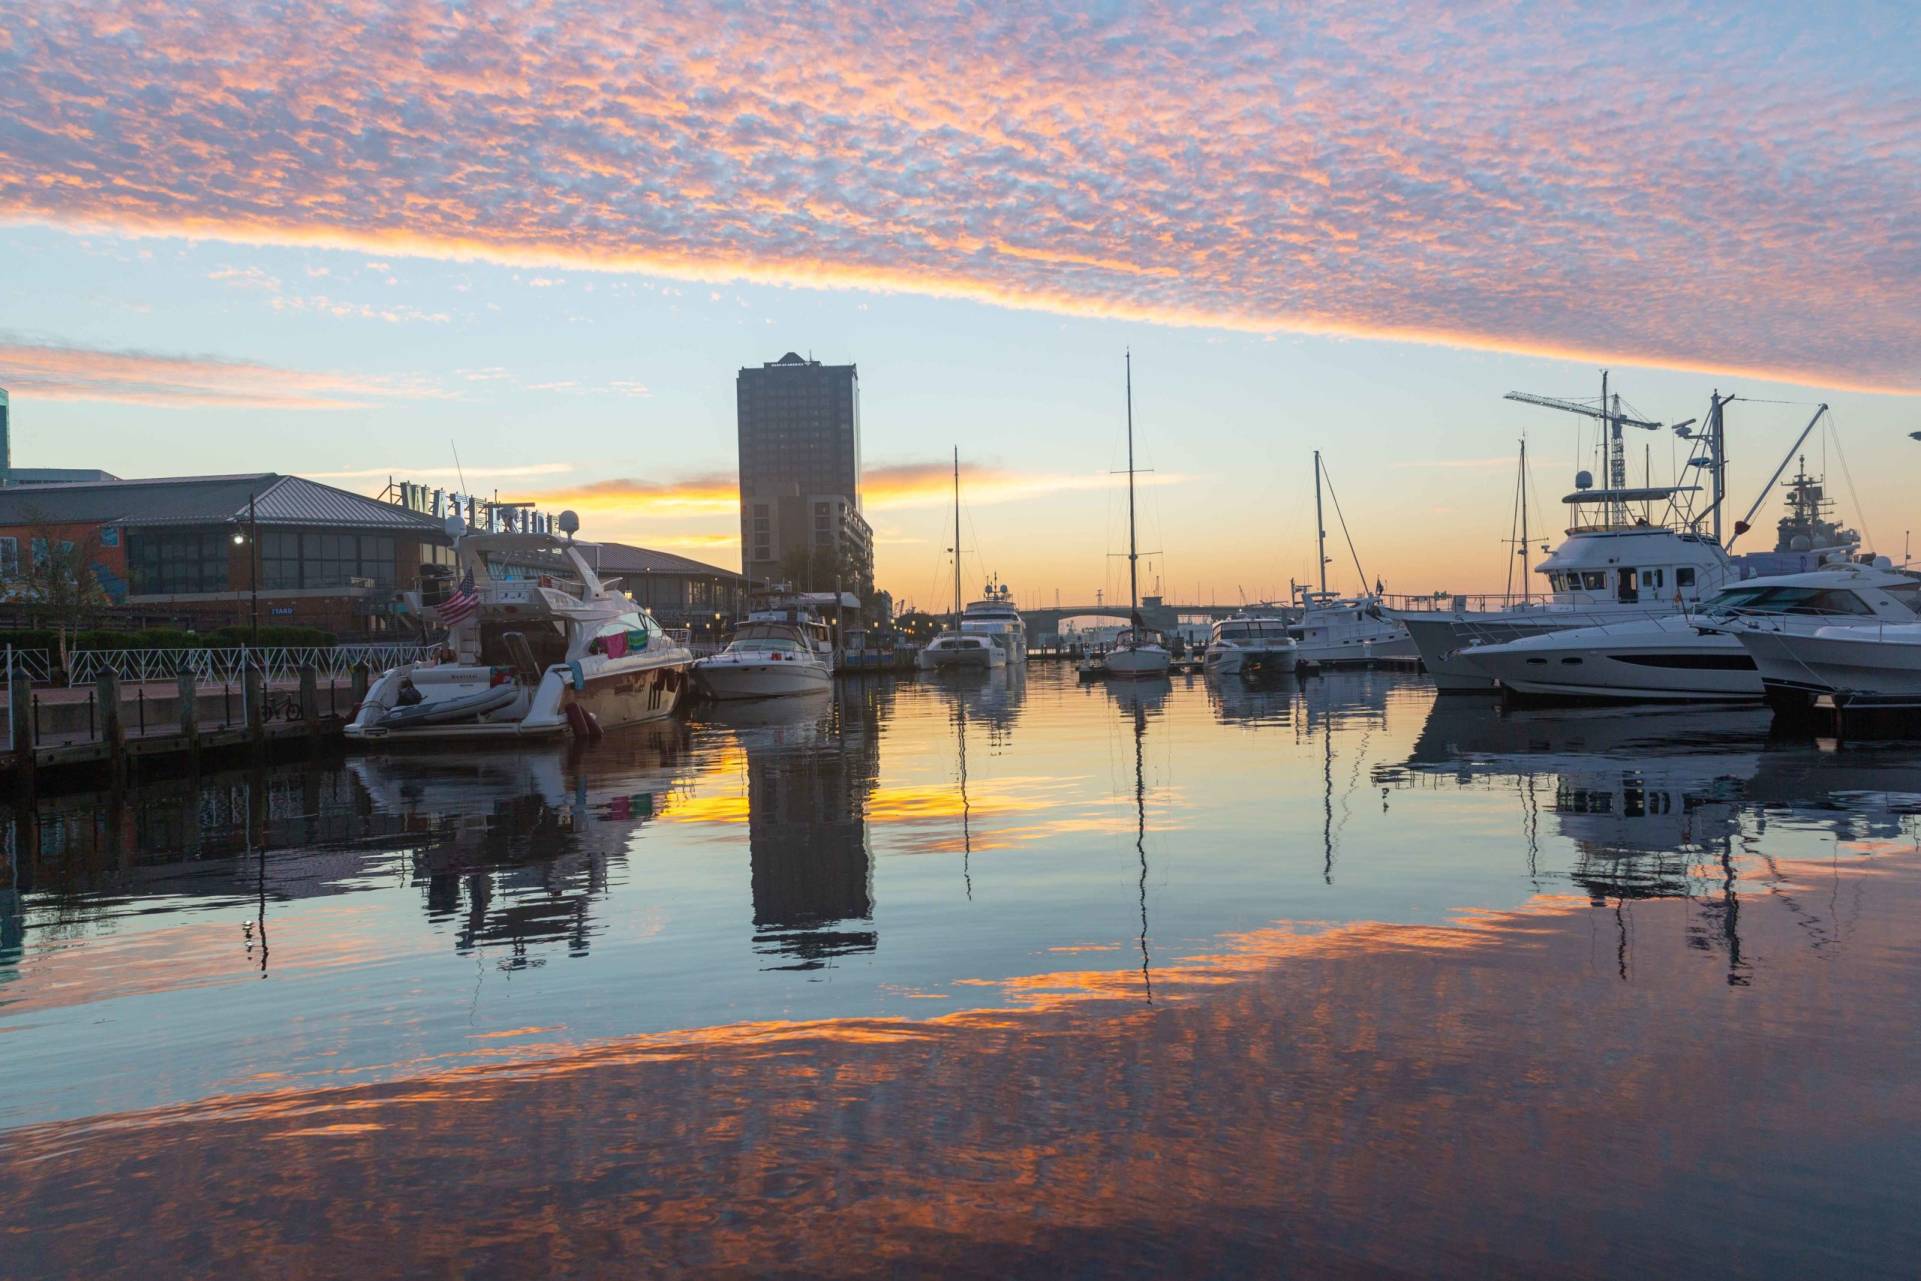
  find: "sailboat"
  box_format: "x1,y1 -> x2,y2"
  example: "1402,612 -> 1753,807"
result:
1291,450 -> 1418,667
1102,352 -> 1173,679
918,448 -> 1007,671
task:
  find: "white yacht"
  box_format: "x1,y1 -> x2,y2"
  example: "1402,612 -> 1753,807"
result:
1729,618 -> 1921,713
960,579 -> 1027,664
1459,561 -> 1920,702
347,517 -> 694,741
1203,613 -> 1297,677
1392,387 -> 1852,691
1097,352 -> 1170,680
1292,589 -> 1418,666
920,450 -> 1009,672
693,602 -> 834,700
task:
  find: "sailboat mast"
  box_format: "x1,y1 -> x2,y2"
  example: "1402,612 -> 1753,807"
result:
1125,350 -> 1139,617
951,446 -> 962,630
1313,449 -> 1327,596
1519,438 -> 1530,604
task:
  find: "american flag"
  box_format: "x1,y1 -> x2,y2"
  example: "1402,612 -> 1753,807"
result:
437,570 -> 480,628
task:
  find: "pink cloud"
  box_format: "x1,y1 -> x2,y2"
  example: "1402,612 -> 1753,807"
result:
0,334 -> 441,409
0,2 -> 1915,390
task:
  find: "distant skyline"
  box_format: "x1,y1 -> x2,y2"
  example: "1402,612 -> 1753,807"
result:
1,1 -> 1915,609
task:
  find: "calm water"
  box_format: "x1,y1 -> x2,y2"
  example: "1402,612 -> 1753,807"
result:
3,665 -> 1919,1277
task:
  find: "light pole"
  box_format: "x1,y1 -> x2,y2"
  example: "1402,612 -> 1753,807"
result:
248,492 -> 259,648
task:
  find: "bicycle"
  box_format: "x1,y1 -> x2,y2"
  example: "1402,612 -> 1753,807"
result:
259,691 -> 306,722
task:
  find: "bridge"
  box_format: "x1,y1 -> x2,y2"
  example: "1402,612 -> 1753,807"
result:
1020,596 -> 1249,640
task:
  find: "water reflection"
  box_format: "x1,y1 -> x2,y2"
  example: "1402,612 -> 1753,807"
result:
702,691 -> 882,971
4,666 -> 1921,1277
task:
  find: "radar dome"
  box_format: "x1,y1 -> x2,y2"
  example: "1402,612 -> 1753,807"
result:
1574,469 -> 1594,491
1790,534 -> 1812,551
442,514 -> 467,539
558,509 -> 581,538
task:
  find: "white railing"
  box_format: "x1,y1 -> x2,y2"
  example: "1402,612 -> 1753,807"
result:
1,647 -> 53,683
64,644 -> 442,687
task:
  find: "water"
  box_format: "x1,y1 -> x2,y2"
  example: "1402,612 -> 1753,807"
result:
3,666 -> 1919,1277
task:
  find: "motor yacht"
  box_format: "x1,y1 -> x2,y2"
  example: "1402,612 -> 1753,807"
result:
1729,617 -> 1921,713
1392,388 -> 1854,691
960,579 -> 1027,664
346,518 -> 694,741
1292,589 -> 1417,666
693,603 -> 834,700
1203,613 -> 1297,677
1458,560 -> 1920,702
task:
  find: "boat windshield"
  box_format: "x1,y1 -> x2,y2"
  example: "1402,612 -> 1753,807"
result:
1700,585 -> 1877,618
1215,621 -> 1288,642
729,623 -> 809,653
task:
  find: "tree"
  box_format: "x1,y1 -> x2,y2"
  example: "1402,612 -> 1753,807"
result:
2,515 -> 112,665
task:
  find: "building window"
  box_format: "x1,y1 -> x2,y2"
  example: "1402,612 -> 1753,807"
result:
263,531 -> 301,589
128,531 -> 229,595
0,537 -> 16,577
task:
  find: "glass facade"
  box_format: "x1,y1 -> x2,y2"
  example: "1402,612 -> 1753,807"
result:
128,531 -> 229,595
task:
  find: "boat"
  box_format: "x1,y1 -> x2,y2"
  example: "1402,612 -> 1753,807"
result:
1729,617 -> 1921,714
1457,560 -> 1920,702
693,599 -> 834,700
1390,385 -> 1850,690
1203,613 -> 1297,677
346,516 -> 694,741
960,577 -> 1027,664
919,449 -> 1008,672
1291,451 -> 1416,667
1101,351 -> 1171,680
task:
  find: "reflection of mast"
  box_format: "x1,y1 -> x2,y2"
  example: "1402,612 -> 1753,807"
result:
1321,713 -> 1334,886
957,696 -> 973,901
1131,697 -> 1153,1004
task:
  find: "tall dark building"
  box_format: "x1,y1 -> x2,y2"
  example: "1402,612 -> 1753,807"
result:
736,353 -> 874,606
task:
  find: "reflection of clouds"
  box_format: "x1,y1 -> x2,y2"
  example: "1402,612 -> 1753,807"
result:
11,849 -> 1915,1277
5,3 -> 1917,388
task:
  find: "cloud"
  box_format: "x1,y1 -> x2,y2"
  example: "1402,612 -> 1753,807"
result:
209,264 -> 450,323
6,2 -> 1914,391
862,460 -> 1186,511
535,474 -> 739,517
0,333 -> 439,409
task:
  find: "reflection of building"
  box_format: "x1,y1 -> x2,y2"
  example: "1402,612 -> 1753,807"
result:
736,353 -> 873,603
740,691 -> 884,969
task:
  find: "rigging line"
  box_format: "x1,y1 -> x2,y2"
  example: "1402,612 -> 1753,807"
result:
1317,464 -> 1372,592
1826,414 -> 1874,555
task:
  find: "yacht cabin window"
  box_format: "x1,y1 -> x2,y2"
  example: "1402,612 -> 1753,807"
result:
1676,567 -> 1696,589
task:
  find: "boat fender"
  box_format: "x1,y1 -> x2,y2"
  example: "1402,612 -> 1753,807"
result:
565,703 -> 593,739
583,709 -> 603,739
567,660 -> 586,691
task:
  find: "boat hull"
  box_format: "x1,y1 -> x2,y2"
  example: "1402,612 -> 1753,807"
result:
1395,609 -> 1675,691
1105,645 -> 1172,678
695,658 -> 832,700
1204,643 -> 1296,678
347,651 -> 692,742
1464,643 -> 1761,702
1736,627 -> 1921,707
1294,634 -> 1419,666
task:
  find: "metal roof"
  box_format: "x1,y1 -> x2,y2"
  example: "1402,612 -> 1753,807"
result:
592,541 -> 745,579
0,472 -> 449,533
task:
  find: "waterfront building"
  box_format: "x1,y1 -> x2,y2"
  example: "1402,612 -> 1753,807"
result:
736,352 -> 874,610
0,472 -> 453,634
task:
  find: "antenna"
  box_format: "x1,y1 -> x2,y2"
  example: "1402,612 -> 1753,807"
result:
451,440 -> 469,495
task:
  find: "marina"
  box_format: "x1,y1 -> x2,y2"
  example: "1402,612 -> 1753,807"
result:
2,3 -> 1916,1272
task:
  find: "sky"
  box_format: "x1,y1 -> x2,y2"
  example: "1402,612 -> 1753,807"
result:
1,0 -> 1916,611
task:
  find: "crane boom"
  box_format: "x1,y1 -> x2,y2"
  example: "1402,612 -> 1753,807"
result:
1501,390 -> 1662,430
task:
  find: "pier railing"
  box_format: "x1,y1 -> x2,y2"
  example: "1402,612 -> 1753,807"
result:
63,644 -> 442,688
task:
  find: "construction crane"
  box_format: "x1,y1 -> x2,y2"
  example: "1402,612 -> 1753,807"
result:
1505,371 -> 1663,527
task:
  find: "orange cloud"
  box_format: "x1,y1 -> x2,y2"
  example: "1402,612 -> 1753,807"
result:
0,2 -> 1915,392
